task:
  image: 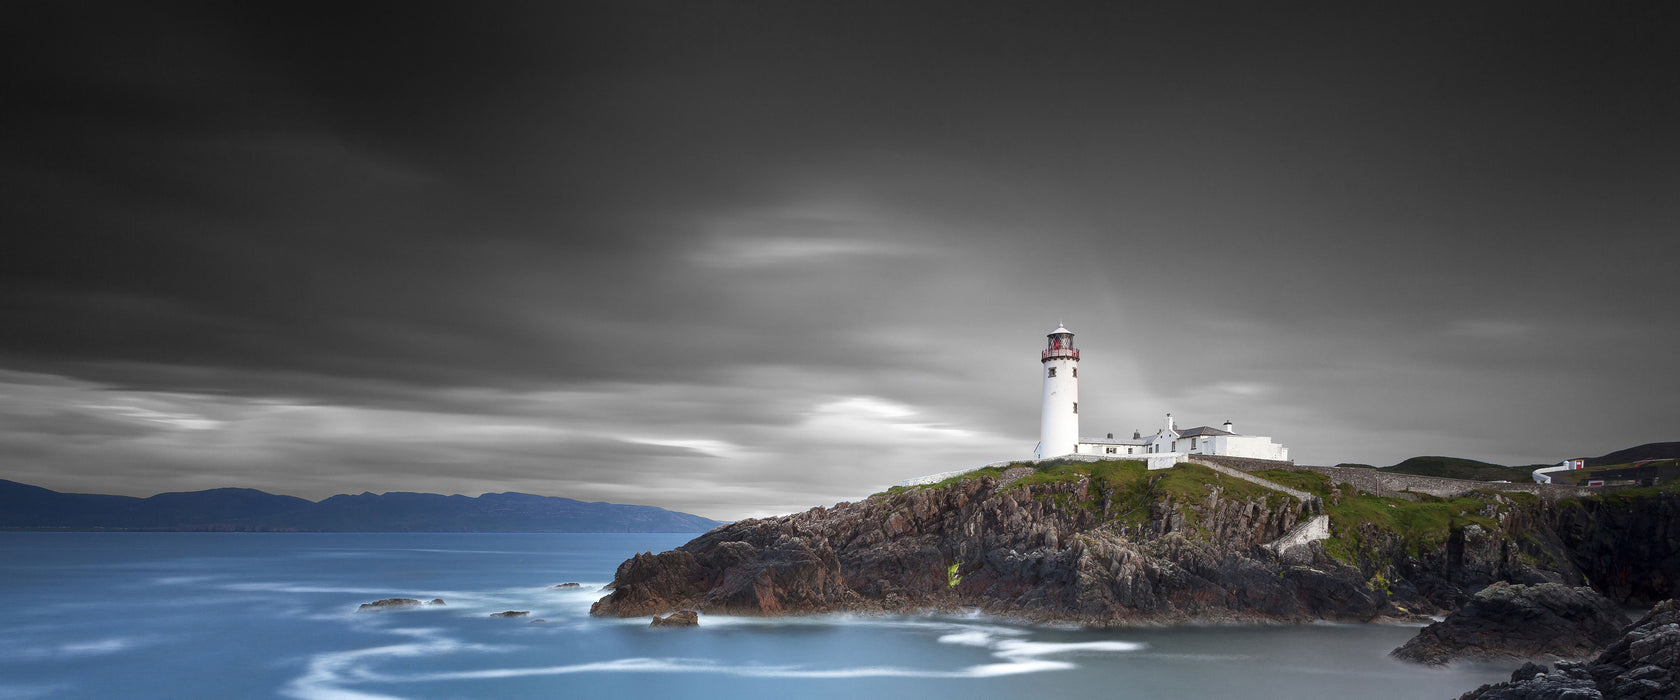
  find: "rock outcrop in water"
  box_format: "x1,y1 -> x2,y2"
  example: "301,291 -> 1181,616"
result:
650,610 -> 699,627
1456,599 -> 1680,700
357,597 -> 446,611
589,460 -> 1679,627
1392,583 -> 1628,665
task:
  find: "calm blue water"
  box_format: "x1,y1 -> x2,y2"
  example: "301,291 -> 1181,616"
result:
0,533 -> 1514,699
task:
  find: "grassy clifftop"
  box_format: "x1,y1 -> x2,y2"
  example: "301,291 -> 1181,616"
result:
887,459 -> 1677,571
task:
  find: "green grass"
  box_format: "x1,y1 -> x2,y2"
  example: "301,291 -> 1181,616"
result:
1252,469 -> 1334,497
1566,475 -> 1680,507
1007,460 -> 1280,503
1319,486 -> 1504,563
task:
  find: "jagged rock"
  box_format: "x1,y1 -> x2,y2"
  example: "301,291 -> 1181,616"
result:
426,598 -> 446,606
591,462 -> 1676,627
1457,599 -> 1679,699
592,467 -> 1387,624
551,582 -> 582,589
1393,583 -> 1628,666
650,610 -> 699,627
490,610 -> 529,618
358,598 -> 423,611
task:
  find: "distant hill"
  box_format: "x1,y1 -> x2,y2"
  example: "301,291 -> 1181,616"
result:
0,479 -> 727,532
1375,456 -> 1538,482
1332,442 -> 1680,483
1583,442 -> 1680,467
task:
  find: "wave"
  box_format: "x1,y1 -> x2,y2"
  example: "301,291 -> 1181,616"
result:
288,614 -> 1147,698
357,655 -> 1079,682
0,681 -> 74,700
8,635 -> 165,662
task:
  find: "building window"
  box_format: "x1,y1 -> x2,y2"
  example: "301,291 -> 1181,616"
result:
1047,367 -> 1056,377
1106,447 -> 1117,454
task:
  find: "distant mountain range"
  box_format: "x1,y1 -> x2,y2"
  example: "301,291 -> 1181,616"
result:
1334,442 -> 1680,482
0,479 -> 727,532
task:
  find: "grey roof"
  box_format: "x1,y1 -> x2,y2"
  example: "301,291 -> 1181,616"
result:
1079,436 -> 1147,445
1176,426 -> 1236,438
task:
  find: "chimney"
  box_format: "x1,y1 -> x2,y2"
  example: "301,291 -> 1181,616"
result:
1223,420 -> 1234,433
1132,430 -> 1141,440
1106,432 -> 1114,439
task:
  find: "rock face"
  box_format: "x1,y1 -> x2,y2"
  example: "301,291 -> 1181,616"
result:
1393,583 -> 1629,665
592,466 -> 1393,625
590,462 -> 1675,626
650,610 -> 699,627
1552,493 -> 1680,608
1457,599 -> 1680,699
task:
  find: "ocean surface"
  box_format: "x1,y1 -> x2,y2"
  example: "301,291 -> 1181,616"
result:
0,532 -> 1516,699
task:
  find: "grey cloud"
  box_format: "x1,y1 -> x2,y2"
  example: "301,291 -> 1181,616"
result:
1,2 -> 1674,518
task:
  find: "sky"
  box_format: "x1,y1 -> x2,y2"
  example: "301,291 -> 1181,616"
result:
1,1 -> 1676,520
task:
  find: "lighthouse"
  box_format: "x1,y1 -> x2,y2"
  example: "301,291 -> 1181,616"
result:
1035,324 -> 1080,459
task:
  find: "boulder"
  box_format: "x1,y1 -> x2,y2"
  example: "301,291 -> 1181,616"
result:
650,610 -> 699,627
357,598 -> 423,611
1457,599 -> 1679,699
426,598 -> 446,606
1393,583 -> 1628,666
490,610 -> 530,618
551,582 -> 582,589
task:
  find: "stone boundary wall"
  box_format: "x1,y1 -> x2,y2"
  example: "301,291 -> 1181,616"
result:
1190,454 -> 1298,473
1186,458 -> 1315,504
1223,463 -> 1598,501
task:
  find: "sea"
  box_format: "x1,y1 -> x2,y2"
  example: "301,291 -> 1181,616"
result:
0,532 -> 1517,699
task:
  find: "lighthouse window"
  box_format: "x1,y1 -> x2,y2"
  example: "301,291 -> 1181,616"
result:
1072,402 -> 1078,414
1047,368 -> 1056,377
1072,368 -> 1077,377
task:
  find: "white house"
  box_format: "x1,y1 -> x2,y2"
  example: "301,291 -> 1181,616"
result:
1034,325 -> 1290,463
1071,413 -> 1289,461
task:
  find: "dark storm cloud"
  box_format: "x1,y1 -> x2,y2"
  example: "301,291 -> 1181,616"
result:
1,1 -> 1675,517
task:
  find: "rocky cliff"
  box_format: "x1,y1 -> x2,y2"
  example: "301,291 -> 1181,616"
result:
590,460 -> 1679,626
1456,599 -> 1679,700
1391,583 -> 1629,665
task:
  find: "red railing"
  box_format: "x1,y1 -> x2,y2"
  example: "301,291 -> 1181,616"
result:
1042,348 -> 1079,361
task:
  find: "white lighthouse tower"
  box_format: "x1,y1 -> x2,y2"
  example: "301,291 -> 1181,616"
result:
1035,324 -> 1080,459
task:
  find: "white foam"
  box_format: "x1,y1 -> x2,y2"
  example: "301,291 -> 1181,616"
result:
0,682 -> 74,700
56,638 -> 136,656
226,582 -> 396,595
283,627 -> 503,700
288,608 -> 1146,695
9,635 -> 163,661
362,656 -> 1075,681
937,630 -> 995,647
993,639 -> 1147,658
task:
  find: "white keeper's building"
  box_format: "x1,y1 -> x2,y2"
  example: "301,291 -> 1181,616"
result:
1033,324 -> 1290,462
